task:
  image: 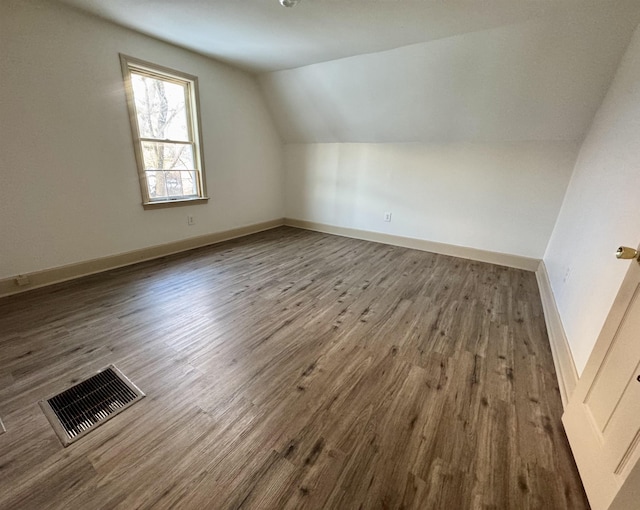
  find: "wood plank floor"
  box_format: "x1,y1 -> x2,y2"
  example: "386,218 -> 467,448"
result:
0,227 -> 588,509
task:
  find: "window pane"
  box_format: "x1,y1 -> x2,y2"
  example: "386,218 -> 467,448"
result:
141,141 -> 194,171
130,73 -> 190,141
146,170 -> 197,200
178,171 -> 197,196
146,170 -> 165,199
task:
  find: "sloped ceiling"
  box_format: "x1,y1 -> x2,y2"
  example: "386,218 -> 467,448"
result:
260,8 -> 640,143
55,0 -> 640,144
57,0 -> 638,73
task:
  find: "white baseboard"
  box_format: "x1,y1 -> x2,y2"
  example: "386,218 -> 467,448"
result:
284,218 -> 540,271
0,219 -> 284,298
535,260 -> 578,408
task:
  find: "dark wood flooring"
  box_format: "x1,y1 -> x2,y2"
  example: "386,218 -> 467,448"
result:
0,226 -> 589,509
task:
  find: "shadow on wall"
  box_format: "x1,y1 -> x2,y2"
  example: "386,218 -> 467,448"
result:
283,141 -> 579,259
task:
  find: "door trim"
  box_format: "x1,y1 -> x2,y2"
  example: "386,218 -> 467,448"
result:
562,259 -> 640,510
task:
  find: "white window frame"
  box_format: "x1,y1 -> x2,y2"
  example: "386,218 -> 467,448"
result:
120,54 -> 208,208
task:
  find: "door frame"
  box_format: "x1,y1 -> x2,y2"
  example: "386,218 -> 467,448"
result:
562,258 -> 640,510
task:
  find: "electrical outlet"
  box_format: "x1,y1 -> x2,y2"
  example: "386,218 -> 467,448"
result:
187,215 -> 195,226
14,274 -> 30,287
383,212 -> 392,222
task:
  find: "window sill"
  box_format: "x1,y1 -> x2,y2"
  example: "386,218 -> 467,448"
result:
143,197 -> 209,210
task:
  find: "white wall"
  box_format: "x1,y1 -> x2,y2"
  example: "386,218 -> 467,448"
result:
285,142 -> 578,258
0,0 -> 284,280
544,25 -> 640,375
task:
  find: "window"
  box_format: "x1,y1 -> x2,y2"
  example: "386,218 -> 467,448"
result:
120,55 -> 208,207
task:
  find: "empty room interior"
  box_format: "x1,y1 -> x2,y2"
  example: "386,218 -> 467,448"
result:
3,0 -> 640,508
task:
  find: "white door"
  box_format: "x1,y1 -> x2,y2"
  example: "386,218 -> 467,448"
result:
563,245 -> 640,510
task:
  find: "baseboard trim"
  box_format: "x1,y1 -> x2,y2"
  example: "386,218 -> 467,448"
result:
284,218 -> 540,271
0,218 -> 285,298
535,260 -> 578,408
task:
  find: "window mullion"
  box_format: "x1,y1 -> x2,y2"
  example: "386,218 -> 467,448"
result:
139,137 -> 193,145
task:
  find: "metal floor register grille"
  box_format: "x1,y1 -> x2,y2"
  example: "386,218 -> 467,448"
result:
39,365 -> 145,446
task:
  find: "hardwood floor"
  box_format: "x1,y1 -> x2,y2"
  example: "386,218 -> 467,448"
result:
0,227 -> 588,509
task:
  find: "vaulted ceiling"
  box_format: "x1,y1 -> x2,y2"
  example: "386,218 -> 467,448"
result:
56,0 -> 640,143
260,9 -> 640,143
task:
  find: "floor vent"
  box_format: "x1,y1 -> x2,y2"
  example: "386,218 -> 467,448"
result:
39,365 -> 145,446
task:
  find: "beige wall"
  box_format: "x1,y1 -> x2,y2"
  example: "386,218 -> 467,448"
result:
544,24 -> 640,374
285,142 -> 578,259
0,0 -> 284,280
